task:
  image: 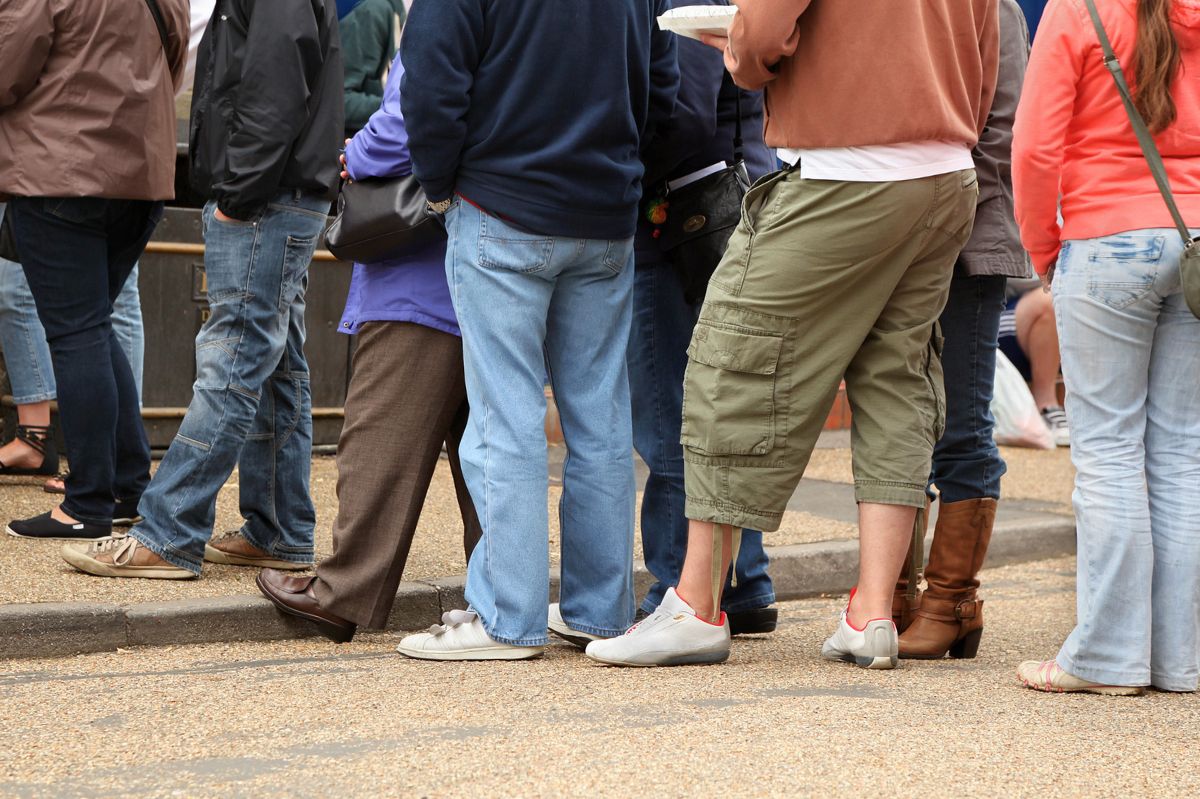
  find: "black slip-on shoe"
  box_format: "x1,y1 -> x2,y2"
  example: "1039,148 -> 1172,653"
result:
6,511 -> 112,541
728,606 -> 779,636
112,498 -> 143,527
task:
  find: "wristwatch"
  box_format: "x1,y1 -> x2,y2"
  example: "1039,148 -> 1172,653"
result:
427,198 -> 453,214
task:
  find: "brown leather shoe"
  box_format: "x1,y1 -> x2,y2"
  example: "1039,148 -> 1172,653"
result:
206,531 -> 312,570
899,498 -> 997,659
256,569 -> 356,643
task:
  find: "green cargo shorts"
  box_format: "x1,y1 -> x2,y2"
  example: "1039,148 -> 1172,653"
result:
681,168 -> 979,532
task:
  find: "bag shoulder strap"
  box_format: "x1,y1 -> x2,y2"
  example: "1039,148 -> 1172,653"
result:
141,0 -> 172,58
1082,0 -> 1194,246
732,75 -> 743,164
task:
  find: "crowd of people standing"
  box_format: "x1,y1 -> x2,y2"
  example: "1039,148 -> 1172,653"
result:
0,0 -> 1196,697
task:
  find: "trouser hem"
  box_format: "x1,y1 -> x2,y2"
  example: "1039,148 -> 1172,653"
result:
1150,672 -> 1198,693
238,525 -> 314,564
1056,652 -> 1149,688
854,481 -> 929,508
684,496 -> 782,533
127,528 -> 204,575
10,391 -> 56,405
721,592 -> 777,613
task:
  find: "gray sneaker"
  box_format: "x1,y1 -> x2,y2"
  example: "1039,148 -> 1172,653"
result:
820,591 -> 899,670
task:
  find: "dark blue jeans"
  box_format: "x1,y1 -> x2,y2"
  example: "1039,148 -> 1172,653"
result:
627,254 -> 775,614
931,273 -> 1008,502
8,197 -> 159,524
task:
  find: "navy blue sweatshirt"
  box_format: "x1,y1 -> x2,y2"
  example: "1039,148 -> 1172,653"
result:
400,0 -> 679,240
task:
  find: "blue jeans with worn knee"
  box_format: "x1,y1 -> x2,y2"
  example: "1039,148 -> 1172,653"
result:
626,252 -> 775,614
1053,229 -> 1200,692
131,194 -> 328,573
0,204 -> 143,404
446,199 -> 637,646
930,272 -> 1008,502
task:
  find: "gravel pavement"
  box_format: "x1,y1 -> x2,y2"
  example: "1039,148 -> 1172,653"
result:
2,555 -> 1194,798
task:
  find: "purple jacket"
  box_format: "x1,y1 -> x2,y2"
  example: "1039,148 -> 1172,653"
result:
338,55 -> 458,337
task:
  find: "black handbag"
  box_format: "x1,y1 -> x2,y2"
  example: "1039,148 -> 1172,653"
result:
656,82 -> 750,304
324,174 -> 447,264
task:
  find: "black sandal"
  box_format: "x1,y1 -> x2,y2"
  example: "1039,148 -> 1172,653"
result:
0,424 -> 60,476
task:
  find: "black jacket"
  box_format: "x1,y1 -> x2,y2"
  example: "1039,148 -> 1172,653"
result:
189,0 -> 344,220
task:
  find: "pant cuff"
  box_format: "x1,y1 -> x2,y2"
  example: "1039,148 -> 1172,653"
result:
1056,651 -> 1149,688
721,591 -> 777,613
1151,672 -> 1199,693
854,480 -> 929,508
10,391 -> 56,405
239,524 -> 315,565
60,502 -> 113,527
684,496 -> 783,533
127,528 -> 204,575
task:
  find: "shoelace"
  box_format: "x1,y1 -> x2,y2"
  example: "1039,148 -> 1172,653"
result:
427,609 -> 478,636
88,533 -> 140,565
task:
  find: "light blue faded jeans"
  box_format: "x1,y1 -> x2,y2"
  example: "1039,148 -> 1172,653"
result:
0,204 -> 144,404
1053,229 -> 1200,692
130,194 -> 328,573
446,199 -> 637,647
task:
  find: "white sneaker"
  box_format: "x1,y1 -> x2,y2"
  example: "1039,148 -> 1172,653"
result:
1041,405 -> 1071,447
548,603 -> 605,649
396,609 -> 544,661
584,588 -> 730,667
820,590 -> 899,670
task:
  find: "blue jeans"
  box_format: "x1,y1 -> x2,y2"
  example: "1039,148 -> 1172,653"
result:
446,200 -> 637,646
1053,229 -> 1200,692
930,272 -> 1008,502
131,194 -> 328,573
6,197 -> 158,523
626,254 -> 775,613
0,204 -> 143,403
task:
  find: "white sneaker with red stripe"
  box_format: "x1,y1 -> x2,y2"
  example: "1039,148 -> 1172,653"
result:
820,589 -> 899,670
584,588 -> 730,667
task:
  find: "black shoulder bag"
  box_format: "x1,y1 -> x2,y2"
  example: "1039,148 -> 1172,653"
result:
1083,0 -> 1199,317
0,0 -> 174,264
324,174 -> 447,264
656,81 -> 751,304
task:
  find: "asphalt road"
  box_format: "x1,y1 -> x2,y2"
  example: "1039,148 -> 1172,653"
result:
2,555 -> 1196,798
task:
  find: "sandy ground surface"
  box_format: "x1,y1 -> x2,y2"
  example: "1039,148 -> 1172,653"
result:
1,555 -> 1194,798
0,455 -> 861,606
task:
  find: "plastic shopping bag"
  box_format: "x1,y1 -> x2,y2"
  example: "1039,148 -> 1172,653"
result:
991,350 -> 1054,449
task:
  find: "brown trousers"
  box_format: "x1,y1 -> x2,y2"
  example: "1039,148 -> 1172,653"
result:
312,322 -> 481,628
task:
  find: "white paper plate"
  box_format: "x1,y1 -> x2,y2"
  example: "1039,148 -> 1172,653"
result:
657,5 -> 737,41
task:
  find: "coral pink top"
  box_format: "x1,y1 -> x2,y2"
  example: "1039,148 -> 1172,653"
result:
1013,0 -> 1200,275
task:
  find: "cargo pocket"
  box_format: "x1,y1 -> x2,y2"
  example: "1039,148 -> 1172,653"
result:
925,330 -> 947,442
709,170 -> 789,296
681,323 -> 783,456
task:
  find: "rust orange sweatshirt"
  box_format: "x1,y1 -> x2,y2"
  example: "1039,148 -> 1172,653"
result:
723,0 -> 1000,151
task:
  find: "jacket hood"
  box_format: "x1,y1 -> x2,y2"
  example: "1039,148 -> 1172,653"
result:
1172,0 -> 1200,49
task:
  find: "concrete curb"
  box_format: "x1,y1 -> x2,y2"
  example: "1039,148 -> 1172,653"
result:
0,517 -> 1076,660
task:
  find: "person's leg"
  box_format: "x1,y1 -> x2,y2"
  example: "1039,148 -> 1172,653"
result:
1014,288 -> 1061,410
232,259 -> 320,567
418,200 -> 559,649
111,262 -> 145,401
1044,236 -> 1158,689
627,256 -> 775,617
900,272 -> 1007,658
312,322 -> 471,627
121,199 -> 322,574
1144,232 -> 1200,693
445,395 -> 483,561
0,231 -> 59,473
545,236 -> 638,638
8,198 -> 152,528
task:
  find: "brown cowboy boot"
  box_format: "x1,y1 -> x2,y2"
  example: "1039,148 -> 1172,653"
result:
899,497 -> 996,659
892,501 -> 929,633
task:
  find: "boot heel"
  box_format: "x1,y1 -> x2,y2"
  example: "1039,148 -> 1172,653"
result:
949,628 -> 982,659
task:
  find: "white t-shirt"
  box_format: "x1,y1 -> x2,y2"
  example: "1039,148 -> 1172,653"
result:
178,0 -> 218,98
777,141 -> 974,182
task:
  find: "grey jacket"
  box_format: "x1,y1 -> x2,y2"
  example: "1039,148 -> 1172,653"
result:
960,0 -> 1033,278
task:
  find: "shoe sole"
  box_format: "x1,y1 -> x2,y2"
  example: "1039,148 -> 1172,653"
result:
204,544 -> 312,570
6,525 -> 111,542
255,573 -> 355,643
1018,676 -> 1143,696
61,545 -> 196,579
822,651 -> 900,670
395,644 -> 544,661
586,649 -> 731,668
547,620 -> 603,650
112,516 -> 143,527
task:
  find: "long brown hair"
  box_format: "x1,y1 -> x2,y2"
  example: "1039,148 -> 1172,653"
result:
1132,0 -> 1182,133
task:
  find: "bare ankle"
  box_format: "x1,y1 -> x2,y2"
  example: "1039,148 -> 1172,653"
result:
675,587 -> 719,623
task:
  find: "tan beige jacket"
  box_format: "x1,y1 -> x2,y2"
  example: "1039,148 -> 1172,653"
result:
0,0 -> 189,200
726,0 -> 1000,150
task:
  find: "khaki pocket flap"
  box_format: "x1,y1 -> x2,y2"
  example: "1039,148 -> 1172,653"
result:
687,326 -> 782,375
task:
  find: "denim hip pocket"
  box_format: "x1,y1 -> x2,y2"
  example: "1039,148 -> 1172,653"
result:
1085,234 -> 1165,310
681,322 -> 783,456
477,214 -> 555,274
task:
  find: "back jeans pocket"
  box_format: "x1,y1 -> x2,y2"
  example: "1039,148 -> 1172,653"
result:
1085,234 -> 1164,310
681,322 -> 783,456
478,214 -> 554,274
